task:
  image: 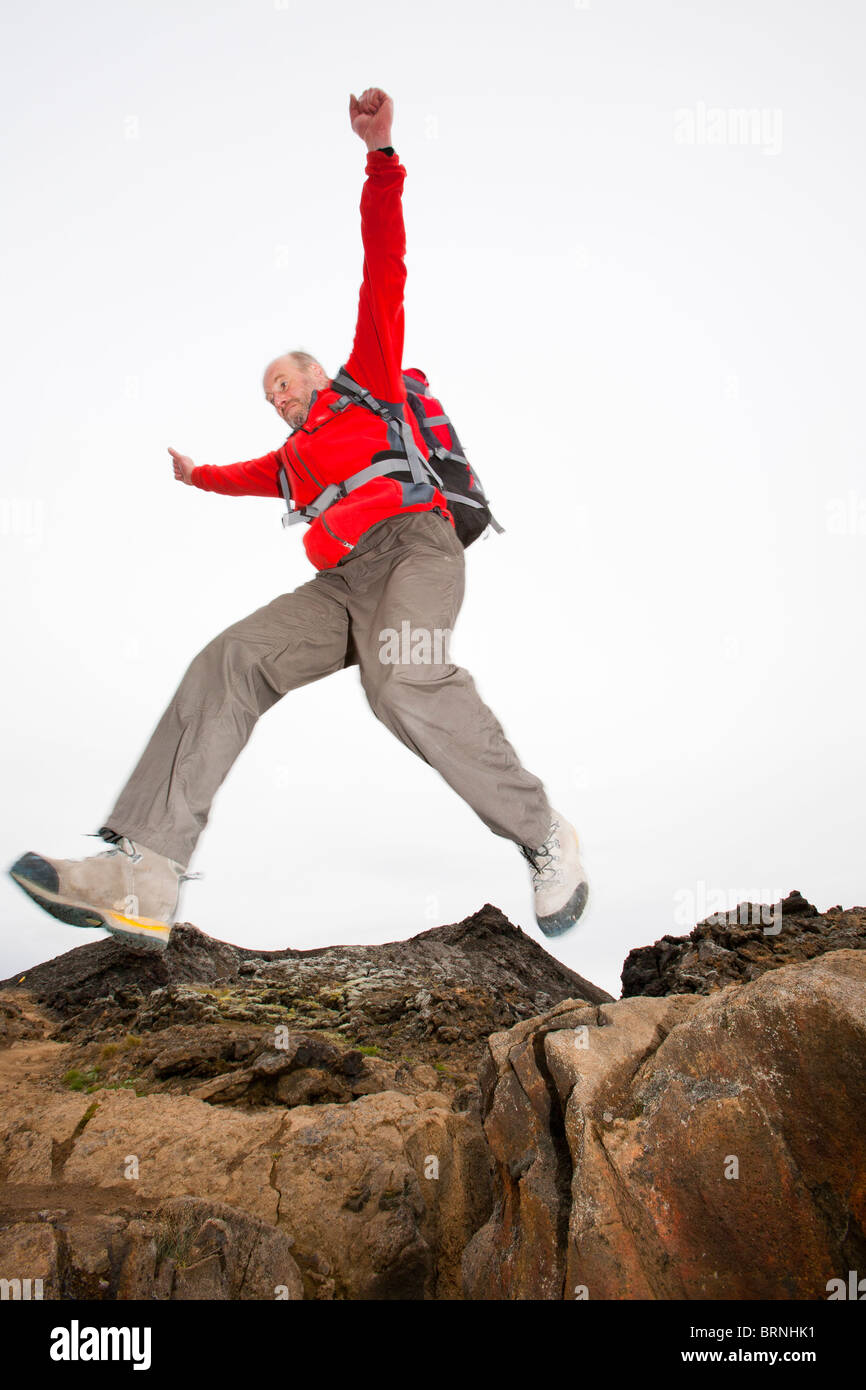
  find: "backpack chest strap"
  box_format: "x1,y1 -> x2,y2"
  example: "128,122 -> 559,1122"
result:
279,457 -> 422,527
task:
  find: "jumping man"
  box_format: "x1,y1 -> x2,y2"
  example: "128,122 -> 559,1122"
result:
9,88 -> 589,950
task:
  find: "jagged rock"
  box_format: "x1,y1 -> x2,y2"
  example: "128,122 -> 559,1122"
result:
2,906 -> 610,1082
10,892 -> 861,1300
2,901 -> 598,1298
463,950 -> 866,1299
621,889 -> 866,997
184,1036 -> 431,1109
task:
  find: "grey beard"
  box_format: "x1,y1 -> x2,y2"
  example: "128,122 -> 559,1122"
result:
285,387 -> 316,431
285,401 -> 309,430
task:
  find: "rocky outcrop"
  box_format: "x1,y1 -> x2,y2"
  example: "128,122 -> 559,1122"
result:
0,904 -> 609,1300
621,889 -> 866,997
0,1072 -> 490,1299
4,904 -> 610,1069
4,894 -> 865,1300
463,949 -> 866,1299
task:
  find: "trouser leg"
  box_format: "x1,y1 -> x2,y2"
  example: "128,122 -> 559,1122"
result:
100,577 -> 350,866
352,513 -> 553,849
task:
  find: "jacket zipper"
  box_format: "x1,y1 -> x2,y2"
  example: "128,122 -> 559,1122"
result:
287,436 -> 325,491
320,515 -> 353,551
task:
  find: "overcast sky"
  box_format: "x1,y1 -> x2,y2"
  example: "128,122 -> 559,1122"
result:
1,0 -> 863,998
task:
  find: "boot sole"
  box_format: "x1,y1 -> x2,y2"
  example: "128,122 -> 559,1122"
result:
536,827 -> 591,938
537,878 -> 590,937
8,858 -> 171,952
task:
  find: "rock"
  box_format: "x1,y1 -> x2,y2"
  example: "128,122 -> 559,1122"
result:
273,1069 -> 352,1107
187,1036 -> 391,1108
0,998 -> 44,1046
0,1221 -> 60,1298
270,1091 -> 492,1299
1,906 -> 611,1080
463,950 -> 866,1299
621,890 -> 866,997
25,1199 -> 307,1300
9,888 -> 860,1301
148,1199 -> 303,1300
152,1040 -> 227,1078
0,1067 -> 488,1298
55,1215 -> 127,1298
190,1070 -> 257,1105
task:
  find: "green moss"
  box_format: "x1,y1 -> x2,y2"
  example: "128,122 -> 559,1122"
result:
357,1045 -> 381,1057
317,987 -> 345,1008
62,1065 -> 100,1092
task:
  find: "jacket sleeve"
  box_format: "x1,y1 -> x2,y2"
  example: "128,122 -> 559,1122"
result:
190,450 -> 282,498
342,149 -> 408,403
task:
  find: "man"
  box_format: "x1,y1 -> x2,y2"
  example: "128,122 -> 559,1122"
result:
9,87 -> 589,951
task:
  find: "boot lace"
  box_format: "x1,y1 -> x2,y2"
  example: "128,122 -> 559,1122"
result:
88,829 -> 202,880
519,821 -> 564,887
91,834 -> 143,865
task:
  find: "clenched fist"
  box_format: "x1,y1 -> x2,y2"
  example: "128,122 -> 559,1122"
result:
349,87 -> 394,152
168,447 -> 196,485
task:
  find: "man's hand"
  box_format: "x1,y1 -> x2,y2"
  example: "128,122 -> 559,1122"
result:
349,87 -> 394,151
169,447 -> 196,485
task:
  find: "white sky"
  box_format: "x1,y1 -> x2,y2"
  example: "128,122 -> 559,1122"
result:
1,0 -> 864,999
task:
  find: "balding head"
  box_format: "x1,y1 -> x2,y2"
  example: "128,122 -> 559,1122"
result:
263,351 -> 330,430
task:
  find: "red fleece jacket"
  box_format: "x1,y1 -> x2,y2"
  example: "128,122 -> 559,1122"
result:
189,149 -> 453,571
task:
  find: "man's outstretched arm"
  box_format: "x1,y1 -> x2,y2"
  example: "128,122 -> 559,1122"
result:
169,446 -> 281,496
342,88 -> 408,402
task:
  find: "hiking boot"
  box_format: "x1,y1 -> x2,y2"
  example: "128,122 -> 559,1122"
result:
519,810 -> 590,937
8,834 -> 196,951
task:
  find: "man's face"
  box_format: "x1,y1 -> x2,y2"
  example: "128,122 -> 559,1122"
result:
263,358 -> 318,431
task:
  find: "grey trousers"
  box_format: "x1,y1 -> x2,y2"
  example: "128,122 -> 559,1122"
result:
101,510 -> 553,868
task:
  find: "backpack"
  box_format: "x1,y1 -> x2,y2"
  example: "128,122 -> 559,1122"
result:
278,365 -> 504,548
399,368 -> 504,547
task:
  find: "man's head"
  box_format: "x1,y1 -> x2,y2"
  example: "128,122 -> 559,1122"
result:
263,351 -> 330,431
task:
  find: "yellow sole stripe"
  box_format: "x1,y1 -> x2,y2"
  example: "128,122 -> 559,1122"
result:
107,912 -> 169,934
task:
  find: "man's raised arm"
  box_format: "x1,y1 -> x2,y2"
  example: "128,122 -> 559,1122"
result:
342,87 -> 408,402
